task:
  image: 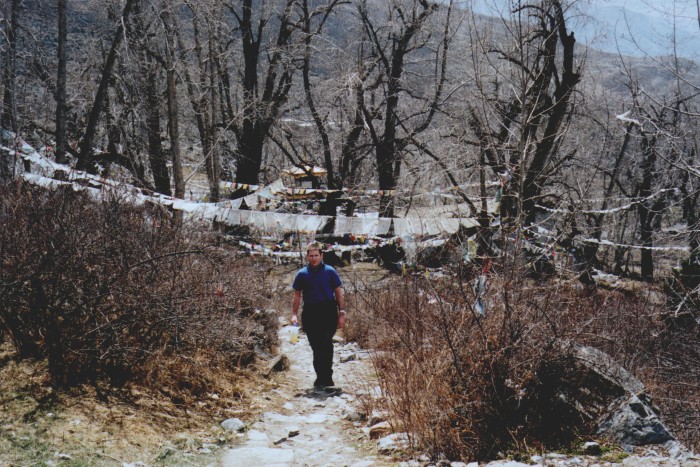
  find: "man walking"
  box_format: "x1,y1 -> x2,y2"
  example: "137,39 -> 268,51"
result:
291,243 -> 345,388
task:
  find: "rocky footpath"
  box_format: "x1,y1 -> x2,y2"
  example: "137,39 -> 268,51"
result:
216,322 -> 699,467
219,322 -> 396,466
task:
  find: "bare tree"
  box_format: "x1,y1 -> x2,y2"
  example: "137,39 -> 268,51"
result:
0,0 -> 20,183
55,0 -> 68,164
225,0 -> 300,188
76,0 -> 137,173
357,0 -> 451,217
160,2 -> 184,205
466,0 -> 582,224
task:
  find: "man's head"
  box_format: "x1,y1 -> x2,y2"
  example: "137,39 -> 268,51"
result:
306,242 -> 323,268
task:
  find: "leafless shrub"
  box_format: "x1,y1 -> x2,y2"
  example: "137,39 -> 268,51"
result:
351,259 -> 700,460
0,180 -> 276,392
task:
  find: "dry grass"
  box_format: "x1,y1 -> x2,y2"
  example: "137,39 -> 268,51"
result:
0,341 -> 275,465
346,259 -> 700,461
0,180 -> 282,464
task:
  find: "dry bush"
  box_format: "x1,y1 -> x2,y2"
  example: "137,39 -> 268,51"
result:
0,181 -> 277,393
352,260 -> 700,460
568,287 -> 700,453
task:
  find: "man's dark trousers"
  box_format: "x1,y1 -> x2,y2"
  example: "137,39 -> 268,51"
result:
302,300 -> 338,386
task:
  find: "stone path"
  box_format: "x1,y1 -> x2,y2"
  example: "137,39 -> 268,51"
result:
221,322 -> 394,467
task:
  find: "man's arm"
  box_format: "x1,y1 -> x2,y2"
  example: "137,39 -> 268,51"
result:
292,290 -> 301,325
335,286 -> 345,329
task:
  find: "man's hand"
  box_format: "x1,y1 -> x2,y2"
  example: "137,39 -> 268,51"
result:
337,310 -> 345,329
291,314 -> 298,326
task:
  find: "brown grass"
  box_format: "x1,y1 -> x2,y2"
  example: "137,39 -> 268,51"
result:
0,341 -> 275,465
347,258 -> 700,461
0,180 -> 278,390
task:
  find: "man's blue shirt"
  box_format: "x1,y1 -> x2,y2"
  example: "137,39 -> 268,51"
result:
292,262 -> 342,304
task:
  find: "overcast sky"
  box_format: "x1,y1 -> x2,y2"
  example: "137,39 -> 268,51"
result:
470,0 -> 700,58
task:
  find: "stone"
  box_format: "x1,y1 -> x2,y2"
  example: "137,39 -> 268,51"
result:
267,354 -> 289,374
531,344 -> 679,449
343,409 -> 363,422
597,395 -> 674,446
287,426 -> 300,437
246,430 -> 269,443
582,441 -> 602,455
377,433 -> 410,454
221,418 -> 245,432
369,410 -> 387,425
340,353 -> 357,363
369,421 -> 392,440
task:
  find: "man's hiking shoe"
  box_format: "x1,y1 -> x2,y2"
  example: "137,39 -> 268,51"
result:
313,379 -> 334,388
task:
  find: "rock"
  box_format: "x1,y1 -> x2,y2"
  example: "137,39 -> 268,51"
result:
377,433 -> 410,454
597,394 -> 674,446
532,344 -> 679,449
273,437 -> 287,445
340,353 -> 357,363
287,426 -> 300,437
266,354 -> 289,374
369,421 -> 392,440
283,402 -> 294,411
221,418 -> 245,432
369,410 -> 387,425
343,408 -> 363,422
482,461 -> 530,466
582,441 -> 602,455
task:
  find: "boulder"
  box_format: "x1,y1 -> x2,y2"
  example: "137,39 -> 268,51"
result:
549,345 -> 676,448
597,395 -> 674,446
572,346 -> 675,446
369,421 -> 392,439
266,354 -> 289,374
376,432 -> 410,454
221,418 -> 245,432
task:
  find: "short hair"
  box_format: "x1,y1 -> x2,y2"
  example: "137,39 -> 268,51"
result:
306,242 -> 324,254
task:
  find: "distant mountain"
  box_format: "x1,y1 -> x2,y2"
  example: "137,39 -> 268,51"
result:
471,0 -> 700,59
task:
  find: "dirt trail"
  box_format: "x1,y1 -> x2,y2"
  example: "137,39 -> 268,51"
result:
220,318 -> 394,467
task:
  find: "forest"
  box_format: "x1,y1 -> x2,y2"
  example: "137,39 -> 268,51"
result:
1,0 -> 699,464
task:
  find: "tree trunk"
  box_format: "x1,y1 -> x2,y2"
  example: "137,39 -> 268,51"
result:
160,2 -> 183,224
76,0 -> 137,173
55,0 -> 68,164
145,64 -> 171,195
0,0 -> 19,183
205,21 -> 221,202
232,0 -> 296,186
638,134 -> 657,281
521,2 -> 580,219
162,6 -> 183,201
235,130 -> 266,186
1,0 -> 19,134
